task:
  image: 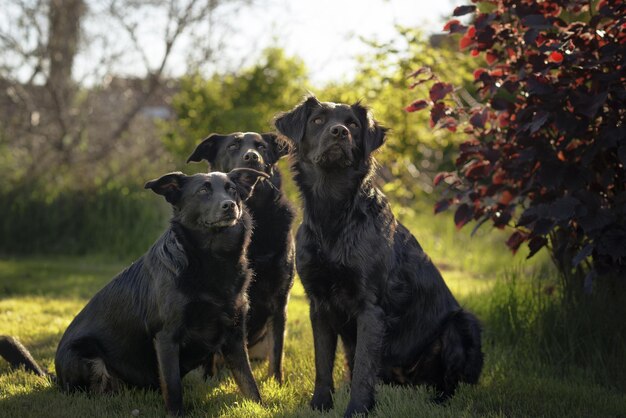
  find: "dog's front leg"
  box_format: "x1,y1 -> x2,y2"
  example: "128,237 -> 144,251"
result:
310,304 -> 338,411
154,331 -> 184,416
269,298 -> 288,383
222,324 -> 262,402
344,305 -> 384,418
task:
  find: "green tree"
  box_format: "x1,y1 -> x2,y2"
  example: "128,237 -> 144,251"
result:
163,47 -> 309,160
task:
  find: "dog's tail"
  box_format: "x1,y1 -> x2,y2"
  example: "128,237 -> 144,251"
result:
0,335 -> 47,377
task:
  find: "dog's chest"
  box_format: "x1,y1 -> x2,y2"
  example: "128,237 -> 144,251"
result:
181,295 -> 237,348
298,251 -> 364,318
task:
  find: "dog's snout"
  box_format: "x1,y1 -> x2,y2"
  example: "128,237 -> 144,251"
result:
243,150 -> 260,162
330,124 -> 349,139
221,200 -> 236,211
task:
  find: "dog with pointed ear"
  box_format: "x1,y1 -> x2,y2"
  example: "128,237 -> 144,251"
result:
144,172 -> 186,205
183,130 -> 298,386
273,95 -> 388,168
187,132 -> 290,176
272,96 -> 484,418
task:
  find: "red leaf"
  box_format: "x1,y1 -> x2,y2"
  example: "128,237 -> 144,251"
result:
548,51 -> 564,63
497,112 -> 510,127
469,108 -> 489,129
454,203 -> 473,229
459,35 -> 473,50
429,82 -> 454,102
536,34 -> 546,47
433,172 -> 452,186
453,5 -> 476,16
434,198 -> 452,214
440,117 -> 457,132
527,236 -> 547,259
466,160 -> 491,179
467,25 -> 476,38
405,100 -> 429,112
485,52 -> 498,65
471,48 -> 480,57
499,190 -> 514,205
443,19 -> 461,31
506,231 -> 527,253
430,102 -> 447,126
473,68 -> 486,80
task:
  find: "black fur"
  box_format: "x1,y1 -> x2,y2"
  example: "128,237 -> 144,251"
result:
0,169 -> 269,416
274,96 -> 484,417
188,131 -> 295,383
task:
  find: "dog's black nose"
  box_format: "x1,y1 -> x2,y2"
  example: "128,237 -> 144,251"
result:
243,150 -> 260,162
330,124 -> 349,139
221,200 -> 236,211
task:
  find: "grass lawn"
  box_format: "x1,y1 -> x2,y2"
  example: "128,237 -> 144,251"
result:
1,212 -> 625,417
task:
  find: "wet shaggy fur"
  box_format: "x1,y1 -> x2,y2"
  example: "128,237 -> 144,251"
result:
0,169 -> 269,416
187,131 -> 295,383
274,96 -> 484,417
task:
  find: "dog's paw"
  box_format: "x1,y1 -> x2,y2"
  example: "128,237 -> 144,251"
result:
310,390 -> 333,411
343,400 -> 370,417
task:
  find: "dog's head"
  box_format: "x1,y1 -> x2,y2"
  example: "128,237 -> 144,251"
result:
145,169 -> 269,230
274,95 -> 388,171
186,132 -> 288,175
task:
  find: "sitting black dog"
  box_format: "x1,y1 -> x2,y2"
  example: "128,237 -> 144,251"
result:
187,132 -> 295,383
0,169 -> 268,416
274,96 -> 484,417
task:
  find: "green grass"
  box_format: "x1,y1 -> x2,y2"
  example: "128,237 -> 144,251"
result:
1,213 -> 625,417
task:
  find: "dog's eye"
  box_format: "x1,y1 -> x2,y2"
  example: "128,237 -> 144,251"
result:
227,143 -> 239,150
348,122 -> 359,129
313,117 -> 324,125
256,143 -> 266,150
197,187 -> 210,195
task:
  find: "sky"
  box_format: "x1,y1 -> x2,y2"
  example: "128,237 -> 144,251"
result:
214,0 -> 460,85
71,0 -> 460,87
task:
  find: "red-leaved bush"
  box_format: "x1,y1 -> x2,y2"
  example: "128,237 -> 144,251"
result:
407,0 -> 626,290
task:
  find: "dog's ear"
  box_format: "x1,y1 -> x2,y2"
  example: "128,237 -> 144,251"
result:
274,95 -> 321,145
262,132 -> 290,163
228,168 -> 271,201
353,101 -> 388,157
145,172 -> 187,205
186,134 -> 228,167
364,121 -> 388,156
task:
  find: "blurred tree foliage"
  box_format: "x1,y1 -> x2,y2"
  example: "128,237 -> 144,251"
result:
162,47 -> 309,160
319,28 -> 476,205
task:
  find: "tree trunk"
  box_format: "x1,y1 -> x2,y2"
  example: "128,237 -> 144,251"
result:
46,0 -> 85,151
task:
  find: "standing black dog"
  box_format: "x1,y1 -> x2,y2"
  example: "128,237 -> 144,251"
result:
187,131 -> 295,383
0,169 -> 267,416
274,96 -> 483,417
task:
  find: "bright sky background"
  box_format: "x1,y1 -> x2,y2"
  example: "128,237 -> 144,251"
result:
211,0 -> 460,85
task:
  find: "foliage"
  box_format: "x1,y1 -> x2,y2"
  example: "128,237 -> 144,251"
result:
0,186 -> 167,260
483,267 -> 626,390
407,0 -> 626,287
162,47 -> 309,160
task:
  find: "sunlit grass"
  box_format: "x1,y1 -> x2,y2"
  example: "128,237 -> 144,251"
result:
1,213 -> 625,417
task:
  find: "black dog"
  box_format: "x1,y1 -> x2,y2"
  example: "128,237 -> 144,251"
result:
187,132 -> 295,383
0,169 -> 268,416
274,96 -> 483,417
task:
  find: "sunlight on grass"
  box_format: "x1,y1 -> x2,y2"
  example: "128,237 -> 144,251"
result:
1,226 -> 625,417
